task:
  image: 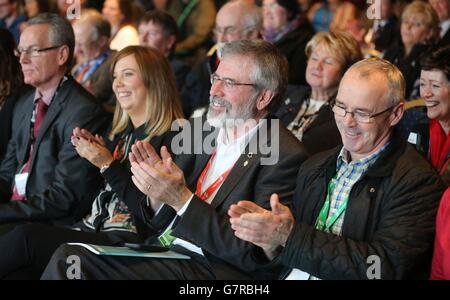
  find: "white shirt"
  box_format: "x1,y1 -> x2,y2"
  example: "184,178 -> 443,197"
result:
171,123 -> 261,255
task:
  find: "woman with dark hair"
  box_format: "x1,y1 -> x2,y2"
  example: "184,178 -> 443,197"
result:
0,46 -> 184,279
102,0 -> 140,51
0,28 -> 24,163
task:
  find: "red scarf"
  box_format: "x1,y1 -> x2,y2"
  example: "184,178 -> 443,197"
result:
429,119 -> 450,173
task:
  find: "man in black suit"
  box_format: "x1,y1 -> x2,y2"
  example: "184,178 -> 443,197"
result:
430,0 -> 450,47
0,13 -> 108,227
41,39 -> 309,280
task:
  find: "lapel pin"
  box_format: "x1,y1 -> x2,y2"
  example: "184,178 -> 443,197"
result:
247,152 -> 253,159
243,161 -> 249,167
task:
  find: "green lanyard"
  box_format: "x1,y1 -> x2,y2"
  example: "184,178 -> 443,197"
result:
177,0 -> 199,28
315,174 -> 350,233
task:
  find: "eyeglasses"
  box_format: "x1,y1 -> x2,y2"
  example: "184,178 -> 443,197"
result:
210,73 -> 256,90
332,103 -> 396,123
15,45 -> 62,58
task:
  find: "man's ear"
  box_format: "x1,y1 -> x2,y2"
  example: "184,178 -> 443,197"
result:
389,102 -> 404,127
57,45 -> 70,67
256,89 -> 275,111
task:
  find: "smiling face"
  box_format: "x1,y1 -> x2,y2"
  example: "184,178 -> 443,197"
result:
420,69 -> 450,121
207,54 -> 260,128
306,44 -> 344,93
112,54 -> 147,119
335,70 -> 402,161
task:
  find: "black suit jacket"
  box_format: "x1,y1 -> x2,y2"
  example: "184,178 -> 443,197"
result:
147,116 -> 309,279
0,76 -> 109,224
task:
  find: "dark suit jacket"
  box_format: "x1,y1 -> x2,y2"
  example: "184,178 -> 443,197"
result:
146,116 -> 309,279
276,85 -> 341,155
0,76 -> 109,224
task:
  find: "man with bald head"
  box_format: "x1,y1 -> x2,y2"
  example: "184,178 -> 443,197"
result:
229,58 -> 445,279
181,0 -> 262,117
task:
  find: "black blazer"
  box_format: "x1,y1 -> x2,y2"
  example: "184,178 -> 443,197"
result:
276,85 -> 341,155
0,77 -> 109,224
147,116 -> 309,279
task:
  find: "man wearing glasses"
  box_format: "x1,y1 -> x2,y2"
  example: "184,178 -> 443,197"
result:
229,57 -> 446,279
0,13 -> 107,231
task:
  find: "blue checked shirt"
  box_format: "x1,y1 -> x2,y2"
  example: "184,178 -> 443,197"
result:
327,143 -> 390,236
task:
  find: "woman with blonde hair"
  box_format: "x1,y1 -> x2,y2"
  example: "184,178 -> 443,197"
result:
0,46 -> 184,279
276,31 -> 362,154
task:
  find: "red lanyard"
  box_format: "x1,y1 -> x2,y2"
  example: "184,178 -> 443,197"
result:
195,149 -> 234,201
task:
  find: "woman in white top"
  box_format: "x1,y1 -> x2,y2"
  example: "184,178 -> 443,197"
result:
103,0 -> 140,51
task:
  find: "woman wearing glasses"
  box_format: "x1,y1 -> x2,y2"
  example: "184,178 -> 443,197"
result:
0,46 -> 184,279
0,29 -> 26,164
276,31 -> 362,154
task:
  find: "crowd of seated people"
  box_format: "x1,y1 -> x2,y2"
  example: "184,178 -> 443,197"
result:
0,0 -> 450,280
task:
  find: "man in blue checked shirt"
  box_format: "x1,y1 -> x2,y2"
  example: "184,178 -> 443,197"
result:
229,57 -> 446,280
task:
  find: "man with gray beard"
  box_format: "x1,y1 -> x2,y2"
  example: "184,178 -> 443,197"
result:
42,39 -> 309,280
